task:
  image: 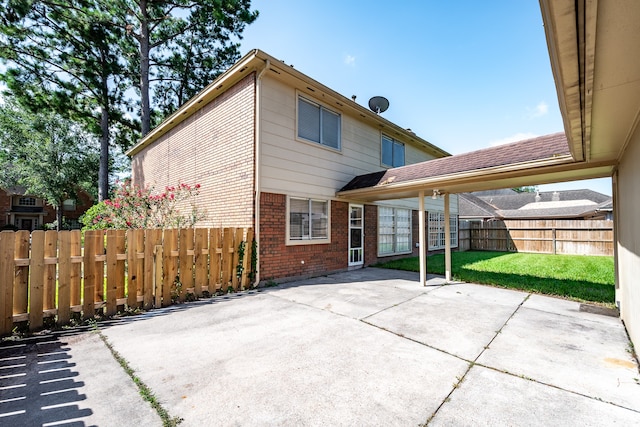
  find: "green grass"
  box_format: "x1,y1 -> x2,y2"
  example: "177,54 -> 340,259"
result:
375,251 -> 615,305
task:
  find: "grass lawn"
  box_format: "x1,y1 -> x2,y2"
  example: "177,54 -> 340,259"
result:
375,251 -> 615,305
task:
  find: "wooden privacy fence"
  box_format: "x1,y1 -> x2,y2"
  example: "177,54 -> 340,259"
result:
0,227 -> 255,335
466,219 -> 613,256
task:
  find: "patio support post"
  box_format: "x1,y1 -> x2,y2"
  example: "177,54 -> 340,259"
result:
419,190 -> 426,286
444,193 -> 452,282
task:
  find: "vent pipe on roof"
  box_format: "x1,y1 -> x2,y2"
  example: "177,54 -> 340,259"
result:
535,191 -> 541,202
552,191 -> 560,202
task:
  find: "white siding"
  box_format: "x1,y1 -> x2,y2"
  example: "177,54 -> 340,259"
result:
258,75 -> 457,214
260,77 -> 429,195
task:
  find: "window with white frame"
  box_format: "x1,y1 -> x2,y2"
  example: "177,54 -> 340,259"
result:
428,211 -> 458,250
378,207 -> 412,255
381,135 -> 405,167
18,197 -> 37,206
288,197 -> 329,242
297,96 -> 341,150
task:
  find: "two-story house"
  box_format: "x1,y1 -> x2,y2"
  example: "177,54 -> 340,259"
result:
0,187 -> 91,230
127,49 -> 458,283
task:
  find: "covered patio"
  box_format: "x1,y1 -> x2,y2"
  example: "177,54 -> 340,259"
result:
337,132 -> 614,286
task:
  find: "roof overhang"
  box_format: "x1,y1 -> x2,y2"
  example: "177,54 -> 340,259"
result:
540,0 -> 640,165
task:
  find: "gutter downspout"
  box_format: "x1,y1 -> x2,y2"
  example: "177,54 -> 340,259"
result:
253,58 -> 270,287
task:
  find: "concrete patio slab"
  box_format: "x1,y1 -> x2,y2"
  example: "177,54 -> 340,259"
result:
364,282 -> 529,360
269,275 -> 434,320
2,268 -> 639,426
430,365 -> 640,426
477,303 -> 640,412
0,330 -> 161,426
101,291 -> 469,426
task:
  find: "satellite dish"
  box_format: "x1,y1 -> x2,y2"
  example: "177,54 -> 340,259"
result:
368,96 -> 389,114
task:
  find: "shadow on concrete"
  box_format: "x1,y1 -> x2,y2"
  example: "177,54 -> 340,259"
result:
0,332 -> 94,426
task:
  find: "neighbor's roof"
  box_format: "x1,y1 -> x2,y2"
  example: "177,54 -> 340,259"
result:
340,133 -> 571,193
458,193 -> 499,219
459,187 -> 612,220
479,188 -> 610,210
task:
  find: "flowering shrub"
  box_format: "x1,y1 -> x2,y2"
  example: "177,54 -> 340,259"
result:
81,181 -> 206,229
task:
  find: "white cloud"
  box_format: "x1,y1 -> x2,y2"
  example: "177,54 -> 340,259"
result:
527,101 -> 548,118
344,54 -> 356,67
488,132 -> 539,147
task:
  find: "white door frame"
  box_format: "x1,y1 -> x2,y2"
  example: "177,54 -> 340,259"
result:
348,204 -> 364,267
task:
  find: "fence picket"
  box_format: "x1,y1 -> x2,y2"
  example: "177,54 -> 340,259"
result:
194,228 -> 208,296
179,228 -> 194,302
144,229 -> 162,309
154,244 -> 163,308
106,230 -> 126,316
0,231 -> 15,335
209,228 -> 222,291
13,230 -> 29,317
162,229 -> 178,307
44,230 -> 57,311
222,228 -> 234,291
232,228 -> 243,291
58,231 -> 72,325
83,230 -> 98,319
29,231 -> 45,330
70,231 -> 82,308
241,228 -> 254,289
127,229 -> 139,308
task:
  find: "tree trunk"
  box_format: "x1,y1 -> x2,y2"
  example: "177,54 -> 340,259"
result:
56,205 -> 63,231
139,0 -> 151,136
98,104 -> 110,202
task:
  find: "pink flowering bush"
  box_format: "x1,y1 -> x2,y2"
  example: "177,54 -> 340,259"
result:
81,180 -> 205,229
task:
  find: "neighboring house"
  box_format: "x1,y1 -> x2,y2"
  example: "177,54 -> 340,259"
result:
0,187 -> 92,231
459,189 -> 613,221
127,49 -> 459,282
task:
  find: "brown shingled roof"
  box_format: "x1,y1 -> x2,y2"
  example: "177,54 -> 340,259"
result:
340,132 -> 570,192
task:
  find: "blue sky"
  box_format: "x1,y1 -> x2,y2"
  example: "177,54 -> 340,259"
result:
239,0 -> 612,196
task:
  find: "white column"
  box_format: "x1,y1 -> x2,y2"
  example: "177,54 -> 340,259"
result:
419,191 -> 426,286
444,193 -> 452,282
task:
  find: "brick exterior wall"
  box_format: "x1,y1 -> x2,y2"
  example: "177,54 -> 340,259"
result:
0,190 -> 11,228
259,192 -> 348,281
131,73 -> 256,228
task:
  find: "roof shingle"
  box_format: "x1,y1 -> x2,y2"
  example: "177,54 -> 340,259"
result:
340,132 -> 570,192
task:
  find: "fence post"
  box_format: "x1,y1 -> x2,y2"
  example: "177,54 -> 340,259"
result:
57,231 -> 72,325
13,231 -> 29,319
0,231 -> 15,335
44,230 -> 57,311
194,228 -> 208,297
154,244 -> 163,308
30,231 -> 45,330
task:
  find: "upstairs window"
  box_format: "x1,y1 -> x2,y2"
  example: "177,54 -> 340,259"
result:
18,197 -> 36,206
298,96 -> 341,150
382,135 -> 405,167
